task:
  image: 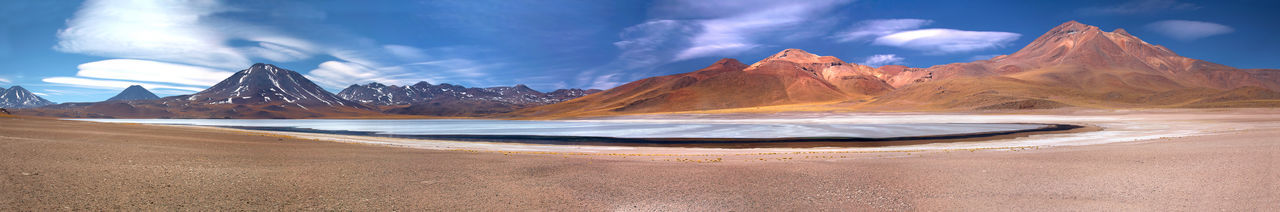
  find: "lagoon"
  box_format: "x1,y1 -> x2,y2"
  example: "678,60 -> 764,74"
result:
73,119 -> 1054,140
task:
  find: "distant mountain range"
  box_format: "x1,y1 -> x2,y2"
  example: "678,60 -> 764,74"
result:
0,86 -> 55,108
20,64 -> 598,118
106,85 -> 160,101
337,82 -> 599,116
10,21 -> 1280,118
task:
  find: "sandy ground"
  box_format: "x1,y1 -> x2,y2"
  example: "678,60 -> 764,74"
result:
1,109 -> 1279,210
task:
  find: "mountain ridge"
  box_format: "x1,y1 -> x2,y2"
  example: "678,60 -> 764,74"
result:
517,20 -> 1280,117
0,86 -> 56,108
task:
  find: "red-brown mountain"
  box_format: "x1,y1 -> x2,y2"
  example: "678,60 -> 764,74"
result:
871,21 -> 1280,109
517,50 -> 893,117
521,21 -> 1280,117
337,82 -> 599,116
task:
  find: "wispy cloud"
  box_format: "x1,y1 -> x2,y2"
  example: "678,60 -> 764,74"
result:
832,19 -> 1020,54
1077,0 -> 1200,16
74,59 -> 234,86
578,0 -> 853,89
833,19 -> 933,42
0,77 -> 10,84
672,0 -> 849,61
42,77 -> 206,93
872,29 -> 1020,54
1145,20 -> 1233,41
862,54 -> 905,67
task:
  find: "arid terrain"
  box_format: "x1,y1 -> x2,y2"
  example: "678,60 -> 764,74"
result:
2,109 -> 1278,210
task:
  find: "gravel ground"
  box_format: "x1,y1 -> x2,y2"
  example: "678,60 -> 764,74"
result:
1,114 -> 1277,210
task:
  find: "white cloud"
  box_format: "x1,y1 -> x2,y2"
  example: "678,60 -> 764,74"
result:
0,77 -> 10,84
51,0 -> 497,92
74,59 -> 234,86
833,19 -> 933,42
306,57 -> 499,88
1077,0 -> 1200,16
862,54 -> 904,67
383,45 -> 429,61
831,19 -> 1020,54
42,77 -> 206,93
53,0 -> 317,69
1145,20 -> 1233,41
872,29 -> 1020,54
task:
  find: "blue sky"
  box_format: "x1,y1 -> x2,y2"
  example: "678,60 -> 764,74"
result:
0,0 -> 1277,103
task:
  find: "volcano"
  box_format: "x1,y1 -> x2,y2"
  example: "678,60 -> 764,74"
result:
188,63 -> 362,109
870,21 -> 1280,110
106,85 -> 160,101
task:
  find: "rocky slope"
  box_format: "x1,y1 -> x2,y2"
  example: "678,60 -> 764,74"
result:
105,85 -> 160,101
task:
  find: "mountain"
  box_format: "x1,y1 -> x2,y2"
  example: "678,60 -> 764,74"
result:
22,63 -> 377,118
0,86 -> 56,108
106,85 -> 160,101
337,82 -> 600,116
868,21 -> 1280,109
517,50 -> 894,117
520,21 -> 1280,117
188,63 -> 362,109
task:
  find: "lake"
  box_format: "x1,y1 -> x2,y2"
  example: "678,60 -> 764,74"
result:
72,119 -> 1059,142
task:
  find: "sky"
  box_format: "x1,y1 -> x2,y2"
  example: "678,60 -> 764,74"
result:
0,0 -> 1277,103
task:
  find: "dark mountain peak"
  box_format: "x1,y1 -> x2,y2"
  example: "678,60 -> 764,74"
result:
764,49 -> 817,61
106,85 -> 160,101
711,58 -> 747,69
1,85 -> 55,108
412,81 -> 432,87
1112,28 -> 1132,37
511,84 -> 536,93
1049,20 -> 1091,32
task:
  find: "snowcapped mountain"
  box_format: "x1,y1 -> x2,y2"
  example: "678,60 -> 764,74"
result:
188,63 -> 362,109
337,82 -> 600,106
0,86 -> 56,108
106,85 -> 160,101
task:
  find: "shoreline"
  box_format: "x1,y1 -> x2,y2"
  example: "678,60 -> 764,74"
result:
204,123 -> 1091,148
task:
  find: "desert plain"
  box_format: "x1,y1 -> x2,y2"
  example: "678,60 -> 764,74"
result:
2,108 -> 1278,210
